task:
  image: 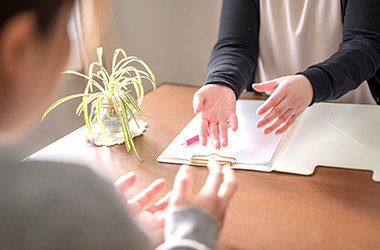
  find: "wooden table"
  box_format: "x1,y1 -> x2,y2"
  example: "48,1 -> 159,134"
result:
29,83 -> 380,249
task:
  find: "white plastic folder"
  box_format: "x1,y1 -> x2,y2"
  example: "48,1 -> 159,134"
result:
157,100 -> 380,182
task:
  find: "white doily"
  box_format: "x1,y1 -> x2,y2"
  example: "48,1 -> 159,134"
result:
86,120 -> 148,146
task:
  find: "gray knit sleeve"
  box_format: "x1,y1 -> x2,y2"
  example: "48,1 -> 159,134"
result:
156,206 -> 220,250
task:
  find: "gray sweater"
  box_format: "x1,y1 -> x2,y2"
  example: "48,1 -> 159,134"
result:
0,160 -> 219,250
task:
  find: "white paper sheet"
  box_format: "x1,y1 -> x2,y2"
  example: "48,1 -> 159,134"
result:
158,100 -> 283,165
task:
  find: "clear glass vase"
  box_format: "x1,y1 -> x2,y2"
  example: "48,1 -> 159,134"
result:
100,101 -> 123,140
99,96 -> 124,140
99,96 -> 133,141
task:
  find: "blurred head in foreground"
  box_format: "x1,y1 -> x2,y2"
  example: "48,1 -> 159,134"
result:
0,0 -> 74,143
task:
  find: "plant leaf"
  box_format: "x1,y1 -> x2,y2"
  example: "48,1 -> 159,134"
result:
41,94 -> 84,121
83,84 -> 93,136
121,90 -> 145,119
95,97 -> 108,144
64,70 -> 106,94
76,93 -> 101,115
118,96 -> 141,159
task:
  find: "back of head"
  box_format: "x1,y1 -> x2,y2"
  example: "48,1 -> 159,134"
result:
0,0 -> 73,33
0,0 -> 75,143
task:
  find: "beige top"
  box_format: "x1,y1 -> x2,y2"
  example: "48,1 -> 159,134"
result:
256,0 -> 375,104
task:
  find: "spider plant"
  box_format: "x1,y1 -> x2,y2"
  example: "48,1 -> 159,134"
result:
42,47 -> 156,159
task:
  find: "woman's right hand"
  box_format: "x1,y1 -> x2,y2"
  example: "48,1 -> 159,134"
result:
193,84 -> 238,149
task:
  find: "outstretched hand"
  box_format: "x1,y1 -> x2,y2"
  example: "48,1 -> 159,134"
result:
170,161 -> 237,226
114,161 -> 237,247
193,84 -> 238,149
114,172 -> 171,247
252,75 -> 313,135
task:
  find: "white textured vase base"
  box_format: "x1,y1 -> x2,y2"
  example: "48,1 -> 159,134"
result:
86,120 -> 148,147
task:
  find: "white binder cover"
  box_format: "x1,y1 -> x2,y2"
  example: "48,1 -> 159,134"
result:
157,100 -> 380,182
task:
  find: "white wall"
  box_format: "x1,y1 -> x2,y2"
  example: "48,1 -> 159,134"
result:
110,0 -> 222,89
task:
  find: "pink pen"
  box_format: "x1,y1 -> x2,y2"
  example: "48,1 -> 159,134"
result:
181,131 -> 210,147
181,135 -> 199,147
181,122 -> 230,147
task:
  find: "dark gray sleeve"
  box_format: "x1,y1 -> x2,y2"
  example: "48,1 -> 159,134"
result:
205,0 -> 260,99
300,0 -> 380,104
156,206 -> 220,250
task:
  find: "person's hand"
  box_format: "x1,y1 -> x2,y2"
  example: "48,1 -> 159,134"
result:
252,75 -> 314,135
114,172 -> 171,247
193,84 -> 238,149
170,160 -> 237,226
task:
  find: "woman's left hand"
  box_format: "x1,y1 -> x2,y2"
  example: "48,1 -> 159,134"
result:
252,74 -> 314,135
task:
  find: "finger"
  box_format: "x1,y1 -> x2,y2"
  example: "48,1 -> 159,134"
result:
256,91 -> 285,116
171,165 -> 193,206
138,211 -> 164,229
147,190 -> 172,214
114,172 -> 136,193
218,165 -> 237,203
228,113 -> 238,132
199,118 -> 209,146
129,178 -> 166,212
252,80 -> 278,93
261,108 -> 293,135
273,114 -> 298,135
219,121 -> 229,148
152,210 -> 167,226
209,122 -> 221,149
256,97 -> 290,129
200,160 -> 223,196
193,90 -> 204,114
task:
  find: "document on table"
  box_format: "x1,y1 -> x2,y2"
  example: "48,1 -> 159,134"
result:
157,100 -> 284,170
158,99 -> 380,182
